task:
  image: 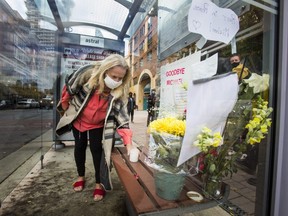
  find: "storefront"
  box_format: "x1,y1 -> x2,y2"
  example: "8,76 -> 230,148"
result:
152,1 -> 287,215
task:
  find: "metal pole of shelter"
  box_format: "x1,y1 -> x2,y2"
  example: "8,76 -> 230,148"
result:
47,0 -> 65,149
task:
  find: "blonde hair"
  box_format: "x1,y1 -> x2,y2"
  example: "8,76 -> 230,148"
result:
87,54 -> 131,99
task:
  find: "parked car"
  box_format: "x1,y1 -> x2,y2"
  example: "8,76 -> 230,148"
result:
17,99 -> 40,108
39,97 -> 54,109
0,100 -> 13,110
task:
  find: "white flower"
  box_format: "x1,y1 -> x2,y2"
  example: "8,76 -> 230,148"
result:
243,73 -> 269,94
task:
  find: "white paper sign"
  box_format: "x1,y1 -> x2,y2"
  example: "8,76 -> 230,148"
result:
188,0 -> 239,44
160,51 -> 201,115
160,52 -> 221,116
190,53 -> 218,80
177,73 -> 239,166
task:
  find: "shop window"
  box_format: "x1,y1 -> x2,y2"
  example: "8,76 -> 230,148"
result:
139,41 -> 144,53
140,25 -> 145,37
148,17 -> 152,31
147,32 -> 152,49
134,48 -> 139,56
134,34 -> 138,45
147,51 -> 152,61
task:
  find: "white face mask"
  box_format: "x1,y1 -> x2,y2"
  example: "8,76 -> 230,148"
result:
104,75 -> 123,89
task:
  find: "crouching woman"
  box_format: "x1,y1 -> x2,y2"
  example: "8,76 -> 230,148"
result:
56,54 -> 133,201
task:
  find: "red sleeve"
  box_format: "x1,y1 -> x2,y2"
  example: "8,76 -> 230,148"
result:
117,128 -> 133,145
61,85 -> 71,110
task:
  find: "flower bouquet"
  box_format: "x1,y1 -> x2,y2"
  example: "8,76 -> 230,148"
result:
145,116 -> 186,200
147,116 -> 186,173
193,94 -> 273,199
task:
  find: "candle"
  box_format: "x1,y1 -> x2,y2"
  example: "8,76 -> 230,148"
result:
129,148 -> 140,162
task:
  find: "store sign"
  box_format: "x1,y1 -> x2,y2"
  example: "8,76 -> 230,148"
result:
188,0 -> 239,44
80,35 -> 104,48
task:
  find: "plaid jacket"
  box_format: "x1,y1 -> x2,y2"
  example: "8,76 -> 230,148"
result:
56,65 -> 130,191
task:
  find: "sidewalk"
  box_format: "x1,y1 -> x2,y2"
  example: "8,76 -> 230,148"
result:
0,111 -> 231,216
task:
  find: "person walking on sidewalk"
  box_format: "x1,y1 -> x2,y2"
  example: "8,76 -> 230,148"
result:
56,54 -> 133,202
147,89 -> 156,126
127,92 -> 136,123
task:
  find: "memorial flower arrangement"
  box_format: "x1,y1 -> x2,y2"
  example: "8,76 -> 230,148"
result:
146,116 -> 188,200
145,72 -> 272,199
147,116 -> 186,173
192,77 -> 273,198
194,95 -> 273,179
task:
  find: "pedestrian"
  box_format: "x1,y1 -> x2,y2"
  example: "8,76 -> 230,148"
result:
147,89 -> 156,126
56,54 -> 133,202
147,89 -> 156,110
127,92 -> 136,123
133,93 -> 138,110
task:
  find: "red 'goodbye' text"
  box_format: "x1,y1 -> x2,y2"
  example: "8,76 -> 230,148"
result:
166,67 -> 185,77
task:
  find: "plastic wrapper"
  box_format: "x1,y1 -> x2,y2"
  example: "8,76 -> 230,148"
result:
144,131 -> 185,174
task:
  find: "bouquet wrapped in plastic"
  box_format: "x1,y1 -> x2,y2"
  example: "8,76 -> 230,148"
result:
145,116 -> 186,174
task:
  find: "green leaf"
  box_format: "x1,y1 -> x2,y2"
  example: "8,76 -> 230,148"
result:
209,164 -> 216,173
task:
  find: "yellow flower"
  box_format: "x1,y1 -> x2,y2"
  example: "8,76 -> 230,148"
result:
203,127 -> 212,134
212,137 -> 222,147
245,96 -> 273,146
181,82 -> 188,91
260,125 -> 268,133
148,117 -> 186,137
193,127 -> 223,152
248,137 -> 258,145
197,134 -> 203,140
193,140 -> 200,146
204,138 -> 214,146
266,119 -> 272,127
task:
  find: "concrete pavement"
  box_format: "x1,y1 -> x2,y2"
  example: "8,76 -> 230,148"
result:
0,110 -> 254,215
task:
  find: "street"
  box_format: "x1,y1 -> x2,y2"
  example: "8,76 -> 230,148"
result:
0,109 -> 53,160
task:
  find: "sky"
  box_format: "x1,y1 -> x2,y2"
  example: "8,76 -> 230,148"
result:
6,0 -> 27,19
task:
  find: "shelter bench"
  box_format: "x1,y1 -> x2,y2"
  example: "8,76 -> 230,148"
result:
111,146 -> 230,216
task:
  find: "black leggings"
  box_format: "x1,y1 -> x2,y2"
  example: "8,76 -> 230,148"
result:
72,126 -> 103,183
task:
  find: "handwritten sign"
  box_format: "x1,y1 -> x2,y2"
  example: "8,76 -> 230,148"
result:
188,0 -> 239,44
159,52 -> 222,116
160,52 -> 201,116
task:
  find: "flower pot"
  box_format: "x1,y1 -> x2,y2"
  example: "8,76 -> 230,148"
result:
202,175 -> 223,199
154,171 -> 185,201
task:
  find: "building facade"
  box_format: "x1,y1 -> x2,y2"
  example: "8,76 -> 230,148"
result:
127,14 -> 158,110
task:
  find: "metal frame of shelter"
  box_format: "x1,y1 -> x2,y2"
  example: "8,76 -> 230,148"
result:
46,0 -> 145,40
